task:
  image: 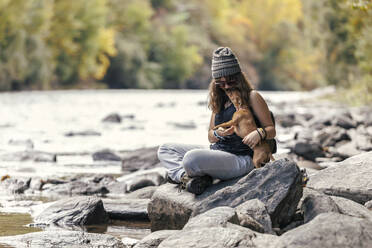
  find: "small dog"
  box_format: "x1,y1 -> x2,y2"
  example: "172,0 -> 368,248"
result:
214,89 -> 274,168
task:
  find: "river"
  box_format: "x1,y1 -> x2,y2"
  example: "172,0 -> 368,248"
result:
0,89 -> 330,241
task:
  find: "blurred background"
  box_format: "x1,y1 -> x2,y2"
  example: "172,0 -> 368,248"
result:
0,0 -> 371,104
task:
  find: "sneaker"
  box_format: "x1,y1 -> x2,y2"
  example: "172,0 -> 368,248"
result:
165,172 -> 180,185
186,175 -> 213,195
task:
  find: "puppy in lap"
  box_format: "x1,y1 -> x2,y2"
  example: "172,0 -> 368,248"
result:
214,89 -> 274,168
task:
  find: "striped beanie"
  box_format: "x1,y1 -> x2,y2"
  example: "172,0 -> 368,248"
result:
211,47 -> 241,79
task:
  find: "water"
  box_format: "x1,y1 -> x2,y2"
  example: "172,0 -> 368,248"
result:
0,89 -> 321,239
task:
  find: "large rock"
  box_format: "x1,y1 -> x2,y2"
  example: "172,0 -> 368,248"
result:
292,142 -> 325,161
158,225 -> 278,248
148,159 -> 303,231
34,196 -> 109,226
133,230 -> 179,248
117,168 -> 166,192
275,213 -> 372,248
236,199 -> 274,234
103,198 -> 150,221
183,207 -> 239,230
307,151 -> 372,204
0,230 -> 124,248
121,147 -> 160,172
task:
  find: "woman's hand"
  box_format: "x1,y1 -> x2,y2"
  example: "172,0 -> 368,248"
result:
216,126 -> 235,137
242,130 -> 261,149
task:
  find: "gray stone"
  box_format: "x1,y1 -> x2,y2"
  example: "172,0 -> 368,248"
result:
126,186 -> 157,199
92,149 -> 122,161
106,181 -> 128,194
0,150 -> 56,162
236,199 -> 274,234
158,225 -> 279,248
65,130 -> 101,137
148,159 -> 303,231
102,113 -> 122,123
103,198 -> 150,221
117,168 -> 166,192
301,194 -> 340,223
333,114 -> 357,129
328,141 -> 361,159
42,180 -> 109,196
307,151 -> 372,204
276,113 -> 300,128
134,230 -> 179,248
365,200 -> 372,210
121,147 -> 161,172
34,196 -> 109,226
122,237 -> 138,248
183,207 -> 239,230
293,142 -> 325,161
167,121 -> 196,129
0,230 -> 124,248
276,213 -> 372,248
313,126 -> 351,147
331,196 -> 372,220
0,177 -> 31,194
8,138 -> 34,149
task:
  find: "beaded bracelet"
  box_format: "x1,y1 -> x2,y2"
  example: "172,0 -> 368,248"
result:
262,128 -> 267,140
213,130 -> 226,141
256,128 -> 263,141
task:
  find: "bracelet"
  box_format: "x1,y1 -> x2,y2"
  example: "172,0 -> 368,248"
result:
260,128 -> 267,140
256,129 -> 263,141
213,130 -> 225,141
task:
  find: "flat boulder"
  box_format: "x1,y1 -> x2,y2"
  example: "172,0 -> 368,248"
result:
276,213 -> 372,248
158,225 -> 278,248
103,198 -> 150,221
307,151 -> 372,204
0,230 -> 124,248
0,150 -> 56,162
42,180 -> 109,196
121,146 -> 161,172
301,193 -> 372,223
117,168 -> 166,192
34,196 -> 109,226
92,149 -> 121,161
148,159 -> 303,231
133,230 -> 179,248
183,207 -> 239,230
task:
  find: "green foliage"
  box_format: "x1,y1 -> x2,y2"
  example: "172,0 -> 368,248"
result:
0,0 -> 371,103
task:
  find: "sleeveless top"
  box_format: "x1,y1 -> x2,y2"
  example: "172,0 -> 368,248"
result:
210,104 -> 254,156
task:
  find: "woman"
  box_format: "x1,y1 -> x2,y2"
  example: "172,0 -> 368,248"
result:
158,47 -> 276,195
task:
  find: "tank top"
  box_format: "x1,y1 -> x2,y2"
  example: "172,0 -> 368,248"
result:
210,104 -> 254,156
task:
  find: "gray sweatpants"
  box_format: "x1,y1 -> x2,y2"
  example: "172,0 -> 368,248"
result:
157,143 -> 254,183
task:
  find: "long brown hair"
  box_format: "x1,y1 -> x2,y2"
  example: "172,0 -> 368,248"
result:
208,72 -> 254,113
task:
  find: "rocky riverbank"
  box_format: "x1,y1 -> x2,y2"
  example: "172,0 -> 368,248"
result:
1,91 -> 372,247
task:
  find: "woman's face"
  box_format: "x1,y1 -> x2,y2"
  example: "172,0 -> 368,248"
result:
214,76 -> 238,98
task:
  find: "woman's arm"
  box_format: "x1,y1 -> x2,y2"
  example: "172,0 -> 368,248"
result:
242,90 -> 276,148
249,90 -> 276,139
208,112 -> 234,143
208,113 -> 219,143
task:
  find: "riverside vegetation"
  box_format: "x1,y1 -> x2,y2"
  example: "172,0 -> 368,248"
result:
0,91 -> 371,247
0,0 -> 372,106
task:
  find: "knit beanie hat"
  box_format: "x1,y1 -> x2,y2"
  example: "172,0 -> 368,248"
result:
211,47 -> 241,79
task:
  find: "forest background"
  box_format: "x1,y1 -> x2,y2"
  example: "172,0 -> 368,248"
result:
0,0 -> 371,105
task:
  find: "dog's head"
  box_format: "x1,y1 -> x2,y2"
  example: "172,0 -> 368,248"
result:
225,88 -> 242,108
